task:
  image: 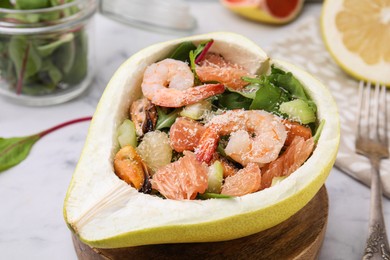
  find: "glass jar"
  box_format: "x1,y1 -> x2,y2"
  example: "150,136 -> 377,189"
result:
0,0 -> 97,106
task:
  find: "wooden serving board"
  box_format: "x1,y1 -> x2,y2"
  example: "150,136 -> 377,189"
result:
72,186 -> 328,260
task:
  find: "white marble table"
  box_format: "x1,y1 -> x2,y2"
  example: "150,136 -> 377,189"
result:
0,2 -> 389,259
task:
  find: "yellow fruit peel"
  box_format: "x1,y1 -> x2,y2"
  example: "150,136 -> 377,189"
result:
220,0 -> 304,24
64,32 -> 340,249
321,0 -> 390,85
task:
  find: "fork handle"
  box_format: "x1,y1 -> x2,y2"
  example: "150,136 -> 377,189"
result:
363,161 -> 390,260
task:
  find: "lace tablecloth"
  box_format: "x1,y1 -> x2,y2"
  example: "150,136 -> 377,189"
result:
267,17 -> 390,198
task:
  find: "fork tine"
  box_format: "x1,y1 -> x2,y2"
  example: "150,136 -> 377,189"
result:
356,80 -> 365,139
372,82 -> 380,141
355,82 -> 390,258
357,81 -> 372,139
379,83 -> 388,145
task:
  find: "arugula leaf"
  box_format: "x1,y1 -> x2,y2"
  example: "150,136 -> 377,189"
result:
228,84 -> 260,99
217,91 -> 252,110
248,76 -> 290,112
269,65 -> 317,113
189,39 -> 213,85
189,40 -> 211,67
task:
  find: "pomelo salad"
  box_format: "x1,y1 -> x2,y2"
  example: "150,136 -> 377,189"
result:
113,39 -> 323,200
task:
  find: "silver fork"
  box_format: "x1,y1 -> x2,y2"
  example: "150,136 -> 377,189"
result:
356,81 -> 390,260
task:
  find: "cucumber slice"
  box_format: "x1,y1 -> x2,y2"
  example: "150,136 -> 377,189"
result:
206,160 -> 223,193
180,100 -> 211,120
117,119 -> 137,148
279,99 -> 316,124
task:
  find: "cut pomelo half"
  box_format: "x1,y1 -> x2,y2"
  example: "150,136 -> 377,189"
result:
63,32 -> 339,249
321,0 -> 390,85
220,0 -> 304,24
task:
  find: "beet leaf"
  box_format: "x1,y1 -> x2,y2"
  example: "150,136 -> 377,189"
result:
0,116 -> 92,172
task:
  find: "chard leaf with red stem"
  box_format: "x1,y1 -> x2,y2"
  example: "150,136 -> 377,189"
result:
0,116 -> 92,172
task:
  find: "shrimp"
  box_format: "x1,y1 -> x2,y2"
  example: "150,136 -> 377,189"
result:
130,97 -> 157,136
151,151 -> 208,200
114,145 -> 147,190
196,110 -> 287,166
169,117 -> 205,153
141,58 -> 225,108
196,53 -> 252,90
260,136 -> 315,190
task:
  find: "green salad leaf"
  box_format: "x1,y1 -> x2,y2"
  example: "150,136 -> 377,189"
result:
248,76 -> 290,112
189,39 -> 213,85
156,107 -> 179,130
216,90 -> 252,110
168,41 -> 196,62
269,65 -> 317,113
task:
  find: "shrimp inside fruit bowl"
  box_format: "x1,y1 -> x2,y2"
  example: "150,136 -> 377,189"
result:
113,38 -> 322,201
64,32 -> 339,248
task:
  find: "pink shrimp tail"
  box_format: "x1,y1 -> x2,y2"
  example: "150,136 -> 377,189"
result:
153,83 -> 225,108
196,130 -> 219,164
187,83 -> 225,104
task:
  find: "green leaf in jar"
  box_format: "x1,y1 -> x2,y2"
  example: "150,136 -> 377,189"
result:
15,0 -> 50,9
0,0 -> 13,9
4,13 -> 40,23
39,10 -> 61,22
37,33 -> 74,57
52,35 -> 76,74
62,30 -> 88,84
8,36 -> 42,79
42,59 -> 62,85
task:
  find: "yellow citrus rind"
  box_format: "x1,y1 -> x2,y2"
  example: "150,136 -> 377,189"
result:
220,0 -> 304,24
321,0 -> 390,86
64,32 -> 340,249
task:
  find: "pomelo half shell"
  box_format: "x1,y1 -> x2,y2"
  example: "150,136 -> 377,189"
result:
63,32 -> 339,249
220,0 -> 305,24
